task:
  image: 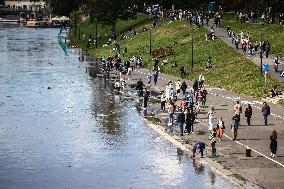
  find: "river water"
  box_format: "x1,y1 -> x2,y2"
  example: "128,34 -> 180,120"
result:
0,24 -> 238,189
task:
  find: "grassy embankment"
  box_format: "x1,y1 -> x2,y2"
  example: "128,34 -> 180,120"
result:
222,12 -> 284,57
70,15 -> 150,51
76,16 -> 284,99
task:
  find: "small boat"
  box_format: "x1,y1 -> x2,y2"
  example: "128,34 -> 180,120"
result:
0,15 -> 19,23
26,19 -> 40,28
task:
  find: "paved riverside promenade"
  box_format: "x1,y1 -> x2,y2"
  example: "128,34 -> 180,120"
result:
122,67 -> 284,189
204,19 -> 284,83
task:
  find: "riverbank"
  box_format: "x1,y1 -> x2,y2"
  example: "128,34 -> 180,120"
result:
114,66 -> 284,189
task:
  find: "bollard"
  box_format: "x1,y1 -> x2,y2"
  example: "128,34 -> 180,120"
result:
246,148 -> 251,157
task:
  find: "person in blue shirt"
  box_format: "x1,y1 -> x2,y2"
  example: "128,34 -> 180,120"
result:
192,141 -> 206,158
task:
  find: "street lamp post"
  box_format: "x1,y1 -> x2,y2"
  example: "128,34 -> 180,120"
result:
149,27 -> 152,55
79,23 -> 81,40
191,31 -> 194,69
95,15 -> 98,48
74,12 -> 77,37
260,22 -> 264,80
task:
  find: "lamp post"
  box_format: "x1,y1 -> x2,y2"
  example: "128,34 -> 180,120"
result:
191,30 -> 194,69
260,21 -> 264,80
149,16 -> 153,56
149,27 -> 152,55
74,12 -> 77,37
79,23 -> 81,40
95,15 -> 98,48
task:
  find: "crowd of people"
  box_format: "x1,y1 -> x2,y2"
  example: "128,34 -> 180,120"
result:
96,4 -> 281,160
100,49 -> 278,160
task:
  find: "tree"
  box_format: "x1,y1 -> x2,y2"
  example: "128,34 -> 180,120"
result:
88,0 -> 138,34
46,0 -> 87,15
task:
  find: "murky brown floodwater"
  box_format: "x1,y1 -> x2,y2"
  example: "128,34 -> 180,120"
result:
0,24 -> 238,189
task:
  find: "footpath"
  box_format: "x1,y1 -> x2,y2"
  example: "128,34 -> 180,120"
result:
122,67 -> 284,189
204,20 -> 284,83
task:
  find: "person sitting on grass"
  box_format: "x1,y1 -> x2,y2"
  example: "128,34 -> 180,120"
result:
270,86 -> 280,98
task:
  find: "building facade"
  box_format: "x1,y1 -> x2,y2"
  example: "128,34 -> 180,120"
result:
5,0 -> 46,11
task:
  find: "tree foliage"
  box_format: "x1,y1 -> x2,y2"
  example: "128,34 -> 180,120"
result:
46,0 -> 87,15
88,0 -> 138,31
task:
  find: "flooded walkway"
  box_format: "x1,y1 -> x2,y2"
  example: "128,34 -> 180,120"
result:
0,25 -> 237,188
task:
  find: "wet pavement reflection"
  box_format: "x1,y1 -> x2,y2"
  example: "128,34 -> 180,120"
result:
0,24 -> 238,188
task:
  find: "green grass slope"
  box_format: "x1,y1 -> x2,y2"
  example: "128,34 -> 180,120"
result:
89,18 -> 284,99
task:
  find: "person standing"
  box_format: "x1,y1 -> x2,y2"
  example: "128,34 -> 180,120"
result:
198,73 -> 205,88
185,107 -> 195,134
147,71 -> 152,84
193,80 -> 198,95
175,79 -> 182,99
176,108 -> 185,136
165,84 -> 170,100
245,104 -> 252,126
180,65 -> 185,78
180,81 -> 187,95
143,90 -> 150,109
217,117 -> 225,141
160,92 -> 166,111
270,130 -> 277,157
261,102 -> 270,126
208,128 -> 217,157
234,101 -> 242,125
208,106 -> 215,130
153,70 -> 158,85
167,100 -> 174,126
231,114 -> 239,140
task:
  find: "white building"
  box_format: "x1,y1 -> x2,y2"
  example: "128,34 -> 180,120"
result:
5,0 -> 46,11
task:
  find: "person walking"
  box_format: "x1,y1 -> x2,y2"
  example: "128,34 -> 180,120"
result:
176,108 -> 185,136
231,114 -> 239,140
208,106 -> 215,130
208,128 -> 217,157
245,104 -> 252,126
217,117 -> 225,141
261,102 -> 270,126
160,92 -> 166,111
270,130 -> 277,157
234,101 -> 242,125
